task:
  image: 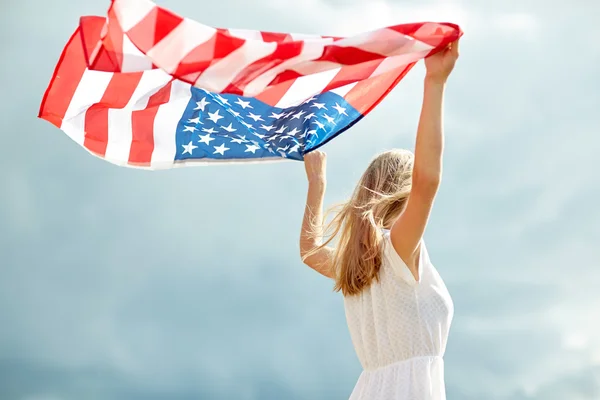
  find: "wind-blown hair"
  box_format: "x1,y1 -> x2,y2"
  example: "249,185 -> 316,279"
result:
309,149 -> 414,296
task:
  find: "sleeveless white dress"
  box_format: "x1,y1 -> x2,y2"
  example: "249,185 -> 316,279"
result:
343,230 -> 454,400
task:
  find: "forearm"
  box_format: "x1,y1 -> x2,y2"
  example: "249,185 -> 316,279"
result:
300,181 -> 326,257
413,77 -> 445,188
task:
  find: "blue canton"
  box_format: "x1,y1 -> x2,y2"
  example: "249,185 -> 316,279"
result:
174,88 -> 362,162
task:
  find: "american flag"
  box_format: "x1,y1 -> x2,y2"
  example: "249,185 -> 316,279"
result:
38,0 -> 461,169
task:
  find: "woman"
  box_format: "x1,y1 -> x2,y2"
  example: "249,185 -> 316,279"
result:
299,40 -> 460,400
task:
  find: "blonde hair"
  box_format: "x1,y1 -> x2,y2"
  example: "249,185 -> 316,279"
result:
312,149 -> 414,296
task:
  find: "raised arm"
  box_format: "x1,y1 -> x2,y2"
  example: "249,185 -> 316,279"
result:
299,151 -> 335,279
390,40 -> 460,270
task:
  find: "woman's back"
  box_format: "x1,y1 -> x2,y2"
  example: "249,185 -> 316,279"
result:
343,231 -> 453,400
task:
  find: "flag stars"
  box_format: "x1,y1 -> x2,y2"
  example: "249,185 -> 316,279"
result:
207,109 -> 224,123
182,141 -> 198,155
235,98 -> 252,109
247,112 -> 264,122
230,135 -> 248,144
183,125 -> 198,133
194,97 -> 210,111
288,127 -> 301,136
198,133 -> 215,145
222,123 -> 237,133
202,127 -> 218,134
213,143 -> 230,155
333,103 -> 348,116
187,116 -> 202,124
310,102 -> 327,110
260,124 -> 275,132
304,112 -> 316,121
313,120 -> 325,130
245,144 -> 261,154
275,125 -> 287,134
215,94 -> 230,105
323,113 -> 336,125
291,110 -> 306,120
269,111 -> 285,119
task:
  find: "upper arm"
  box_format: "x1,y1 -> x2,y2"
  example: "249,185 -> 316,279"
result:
301,246 -> 336,279
389,176 -> 439,268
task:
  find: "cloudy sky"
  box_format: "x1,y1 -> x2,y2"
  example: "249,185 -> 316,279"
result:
1,0 -> 599,399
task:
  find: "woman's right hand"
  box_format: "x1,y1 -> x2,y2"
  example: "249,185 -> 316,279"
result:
424,39 -> 460,84
304,150 -> 327,188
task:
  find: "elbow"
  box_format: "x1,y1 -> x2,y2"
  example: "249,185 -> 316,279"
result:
412,168 -> 441,195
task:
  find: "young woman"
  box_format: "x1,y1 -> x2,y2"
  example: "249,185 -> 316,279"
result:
299,40 -> 460,400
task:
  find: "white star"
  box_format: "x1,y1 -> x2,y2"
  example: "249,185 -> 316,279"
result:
267,134 -> 280,142
260,124 -> 275,131
194,97 -> 210,111
276,144 -> 290,152
333,103 -> 348,116
187,117 -> 202,124
307,129 -> 318,137
288,127 -> 301,136
289,144 -> 300,153
215,94 -> 230,105
235,98 -> 252,109
279,135 -> 292,141
302,96 -> 318,105
182,141 -> 198,155
207,109 -> 224,123
247,112 -> 264,122
304,112 -> 316,121
213,143 -> 230,155
230,110 -> 241,118
245,144 -> 261,154
201,127 -> 218,134
230,135 -> 247,144
198,133 -> 215,145
241,120 -> 254,129
313,120 -> 325,130
299,129 -> 308,139
275,125 -> 287,134
291,110 -> 306,120
323,113 -> 336,125
253,132 -> 267,140
311,102 -> 327,110
222,123 -> 237,133
183,125 -> 198,133
269,111 -> 285,119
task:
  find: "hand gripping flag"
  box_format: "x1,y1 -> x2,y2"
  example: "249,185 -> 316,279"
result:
38,0 -> 462,169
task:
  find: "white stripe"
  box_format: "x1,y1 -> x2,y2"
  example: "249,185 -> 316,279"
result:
104,70 -> 173,164
151,80 -> 193,168
194,40 -> 277,93
242,38 -> 335,97
147,18 -> 216,74
330,82 -> 358,98
369,46 -> 431,78
61,70 -> 113,146
112,0 -> 156,32
333,28 -> 419,57
274,67 -> 341,108
227,29 -> 263,40
121,35 -> 154,72
289,32 -> 324,41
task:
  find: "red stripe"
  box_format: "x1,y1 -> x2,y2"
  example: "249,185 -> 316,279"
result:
127,5 -> 184,52
224,40 -> 304,95
388,22 -> 462,49
318,45 -> 383,65
129,81 -> 173,166
322,59 -> 384,93
254,79 -> 296,106
260,31 -> 293,43
83,72 -> 143,157
344,64 -> 415,115
38,20 -> 102,127
174,30 -> 244,85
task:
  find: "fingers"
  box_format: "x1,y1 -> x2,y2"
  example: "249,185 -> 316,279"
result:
451,38 -> 460,57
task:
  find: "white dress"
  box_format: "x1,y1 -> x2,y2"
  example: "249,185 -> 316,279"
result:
343,230 -> 454,400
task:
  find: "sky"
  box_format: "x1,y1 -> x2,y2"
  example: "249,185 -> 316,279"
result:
1,0 -> 599,399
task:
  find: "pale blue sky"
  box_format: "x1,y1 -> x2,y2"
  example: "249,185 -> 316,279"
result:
1,0 -> 599,399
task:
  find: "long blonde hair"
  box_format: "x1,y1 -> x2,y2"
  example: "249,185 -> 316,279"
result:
313,149 -> 414,296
